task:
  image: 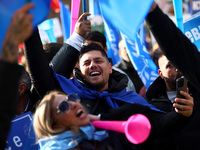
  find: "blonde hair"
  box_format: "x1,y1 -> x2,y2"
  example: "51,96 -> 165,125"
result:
33,91 -> 66,139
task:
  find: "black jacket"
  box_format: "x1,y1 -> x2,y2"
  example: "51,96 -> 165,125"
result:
0,61 -> 23,149
146,5 -> 200,150
115,59 -> 144,93
146,76 -> 174,112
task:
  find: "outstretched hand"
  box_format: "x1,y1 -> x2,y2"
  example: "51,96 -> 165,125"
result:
88,114 -> 99,122
74,12 -> 91,38
173,90 -> 194,117
1,3 -> 34,63
6,3 -> 34,44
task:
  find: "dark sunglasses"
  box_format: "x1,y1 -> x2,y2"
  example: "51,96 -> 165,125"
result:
52,93 -> 80,125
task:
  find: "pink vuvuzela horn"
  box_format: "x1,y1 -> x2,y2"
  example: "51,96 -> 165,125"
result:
92,114 -> 151,144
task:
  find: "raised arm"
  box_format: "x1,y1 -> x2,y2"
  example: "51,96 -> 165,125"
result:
146,3 -> 200,90
0,3 -> 34,149
50,13 -> 91,78
24,27 -> 61,99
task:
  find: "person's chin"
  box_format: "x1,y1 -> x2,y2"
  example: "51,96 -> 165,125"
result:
80,119 -> 90,126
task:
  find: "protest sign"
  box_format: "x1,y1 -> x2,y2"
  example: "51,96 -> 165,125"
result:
184,11 -> 200,51
6,112 -> 33,150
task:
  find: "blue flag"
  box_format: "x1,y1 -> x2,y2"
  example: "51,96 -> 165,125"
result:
0,0 -> 51,55
104,20 -> 121,65
95,0 -> 121,65
59,0 -> 71,42
121,32 -> 159,89
184,11 -> 200,51
98,0 -> 154,40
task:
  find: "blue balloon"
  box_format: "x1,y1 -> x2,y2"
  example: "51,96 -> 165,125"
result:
0,0 -> 51,57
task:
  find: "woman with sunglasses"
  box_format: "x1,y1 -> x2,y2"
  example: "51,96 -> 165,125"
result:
33,90 -> 192,150
33,91 -> 110,150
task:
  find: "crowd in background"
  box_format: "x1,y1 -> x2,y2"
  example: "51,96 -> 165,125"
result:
1,0 -> 200,150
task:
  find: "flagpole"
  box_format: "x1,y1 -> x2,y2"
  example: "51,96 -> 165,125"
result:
70,0 -> 81,35
173,0 -> 184,32
82,0 -> 87,20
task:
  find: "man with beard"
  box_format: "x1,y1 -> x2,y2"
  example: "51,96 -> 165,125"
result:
146,52 -> 189,112
145,52 -> 193,150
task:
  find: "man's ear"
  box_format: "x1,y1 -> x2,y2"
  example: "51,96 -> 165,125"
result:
18,83 -> 27,96
109,63 -> 112,74
105,46 -> 108,53
158,69 -> 164,79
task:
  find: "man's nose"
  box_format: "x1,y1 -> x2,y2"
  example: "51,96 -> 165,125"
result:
90,61 -> 97,68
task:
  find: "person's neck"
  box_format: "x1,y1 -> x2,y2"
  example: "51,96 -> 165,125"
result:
165,83 -> 175,92
16,94 -> 29,116
123,59 -> 132,66
96,83 -> 108,93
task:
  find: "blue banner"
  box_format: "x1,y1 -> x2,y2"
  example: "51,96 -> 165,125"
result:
121,33 -> 159,89
104,20 -> 121,65
184,11 -> 200,51
98,0 -> 154,40
6,112 -> 33,150
190,0 -> 200,15
60,0 -> 71,42
0,0 -> 51,56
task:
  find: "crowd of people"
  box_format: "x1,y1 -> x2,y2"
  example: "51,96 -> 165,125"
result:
1,1 -> 199,150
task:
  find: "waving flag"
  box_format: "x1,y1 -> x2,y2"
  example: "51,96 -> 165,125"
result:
60,0 -> 71,42
104,20 -> 121,65
0,0 -> 51,56
98,0 -> 154,40
121,32 -> 159,88
93,0 -> 121,65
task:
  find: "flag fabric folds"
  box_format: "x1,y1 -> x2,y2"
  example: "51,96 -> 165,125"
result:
98,0 -> 154,40
121,32 -> 159,89
0,0 -> 51,56
104,20 -> 121,65
98,0 -> 157,87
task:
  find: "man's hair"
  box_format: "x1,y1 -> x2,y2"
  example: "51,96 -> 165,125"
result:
157,51 -> 166,69
19,65 -> 31,94
79,43 -> 109,62
43,43 -> 63,62
85,31 -> 107,49
158,51 -> 164,60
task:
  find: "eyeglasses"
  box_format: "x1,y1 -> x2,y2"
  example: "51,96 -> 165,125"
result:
52,93 -> 80,126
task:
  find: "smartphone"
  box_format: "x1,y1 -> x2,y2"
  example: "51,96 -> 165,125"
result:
176,76 -> 187,99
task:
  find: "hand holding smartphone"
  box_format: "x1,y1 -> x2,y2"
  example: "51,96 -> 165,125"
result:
176,76 -> 187,99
